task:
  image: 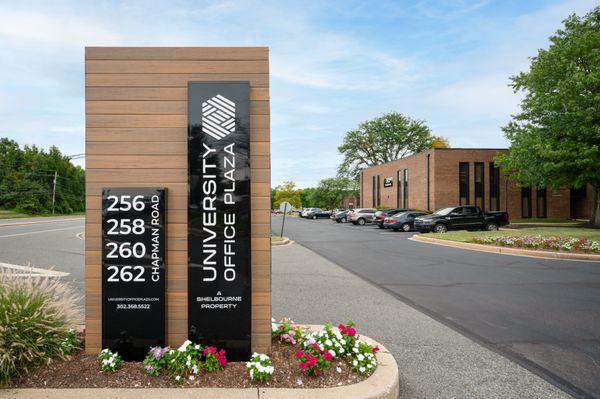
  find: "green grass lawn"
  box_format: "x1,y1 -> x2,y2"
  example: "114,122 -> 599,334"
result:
0,208 -> 85,220
428,226 -> 600,243
509,218 -> 586,226
271,235 -> 287,242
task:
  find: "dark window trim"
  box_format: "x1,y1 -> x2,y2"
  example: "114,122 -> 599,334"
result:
376,175 -> 381,207
521,186 -> 532,218
489,162 -> 500,211
459,162 -> 470,205
403,169 -> 409,209
396,170 -> 401,208
536,187 -> 547,218
474,162 -> 484,210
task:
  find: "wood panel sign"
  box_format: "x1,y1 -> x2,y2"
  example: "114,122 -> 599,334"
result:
101,187 -> 167,360
188,82 -> 252,360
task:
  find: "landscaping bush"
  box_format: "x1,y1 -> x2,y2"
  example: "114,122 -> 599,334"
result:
0,271 -> 81,385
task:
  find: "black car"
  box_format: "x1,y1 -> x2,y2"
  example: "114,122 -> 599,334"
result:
373,209 -> 407,228
383,211 -> 428,232
331,210 -> 349,223
305,208 -> 332,219
414,206 -> 509,233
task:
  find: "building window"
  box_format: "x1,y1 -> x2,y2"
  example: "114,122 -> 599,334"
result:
376,175 -> 381,207
536,187 -> 547,218
474,162 -> 484,209
489,162 -> 500,211
372,175 -> 376,207
459,162 -> 470,205
521,186 -> 532,218
403,169 -> 408,209
396,170 -> 401,208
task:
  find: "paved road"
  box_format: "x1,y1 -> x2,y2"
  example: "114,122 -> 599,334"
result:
273,215 -> 600,399
0,216 -> 85,306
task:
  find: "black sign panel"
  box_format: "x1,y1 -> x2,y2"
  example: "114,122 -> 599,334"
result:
102,187 -> 167,361
384,177 -> 393,188
188,82 -> 251,361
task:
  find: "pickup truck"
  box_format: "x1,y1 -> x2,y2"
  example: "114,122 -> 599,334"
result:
414,206 -> 509,233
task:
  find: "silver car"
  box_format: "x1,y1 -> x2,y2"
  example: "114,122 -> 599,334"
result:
348,208 -> 376,225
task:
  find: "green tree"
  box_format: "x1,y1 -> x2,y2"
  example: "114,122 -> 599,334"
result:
299,187 -> 318,208
311,176 -> 359,209
496,7 -> 600,227
0,138 -> 85,215
337,112 -> 434,179
273,181 -> 302,209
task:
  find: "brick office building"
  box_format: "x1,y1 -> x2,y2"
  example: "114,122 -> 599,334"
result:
360,148 -> 594,220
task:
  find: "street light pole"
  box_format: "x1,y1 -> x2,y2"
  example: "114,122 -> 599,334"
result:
52,171 -> 57,215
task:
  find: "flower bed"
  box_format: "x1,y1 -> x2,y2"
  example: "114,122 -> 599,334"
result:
9,320 -> 378,389
472,235 -> 600,253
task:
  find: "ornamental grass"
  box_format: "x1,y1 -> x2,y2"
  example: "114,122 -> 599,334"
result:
0,271 -> 81,385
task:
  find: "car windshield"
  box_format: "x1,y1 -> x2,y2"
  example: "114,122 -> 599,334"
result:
392,211 -> 409,218
433,207 -> 455,216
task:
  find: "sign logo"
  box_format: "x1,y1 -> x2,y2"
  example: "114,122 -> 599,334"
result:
201,94 -> 236,140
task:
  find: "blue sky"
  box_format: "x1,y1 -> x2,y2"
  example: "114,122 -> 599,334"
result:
0,0 -> 596,187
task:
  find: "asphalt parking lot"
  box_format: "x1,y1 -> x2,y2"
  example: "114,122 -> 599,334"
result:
272,215 -> 600,399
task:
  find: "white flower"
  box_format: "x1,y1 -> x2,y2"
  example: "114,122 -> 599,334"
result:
194,344 -> 200,350
175,375 -> 181,381
353,348 -> 359,353
367,364 -> 373,369
178,340 -> 192,352
250,369 -> 254,379
352,360 -> 358,366
325,339 -> 332,347
189,375 -> 195,381
359,366 -> 366,373
296,378 -> 303,386
336,367 -> 342,373
357,354 -> 365,361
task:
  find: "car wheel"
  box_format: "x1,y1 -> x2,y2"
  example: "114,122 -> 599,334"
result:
358,218 -> 366,226
485,222 -> 499,231
433,223 -> 447,233
312,215 -> 317,220
336,219 -> 341,223
352,221 -> 358,225
401,223 -> 411,232
341,217 -> 347,223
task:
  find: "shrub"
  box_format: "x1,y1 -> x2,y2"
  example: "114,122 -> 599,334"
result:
0,271 -> 81,385
246,353 -> 274,383
271,317 -> 304,345
98,349 -> 122,372
143,340 -> 228,383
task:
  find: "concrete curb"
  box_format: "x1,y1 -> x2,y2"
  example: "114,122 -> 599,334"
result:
271,237 -> 291,246
410,234 -> 600,262
2,328 -> 399,399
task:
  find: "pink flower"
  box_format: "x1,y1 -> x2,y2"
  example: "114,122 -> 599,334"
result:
295,350 -> 303,359
324,351 -> 333,361
204,346 -> 217,355
299,362 -> 308,370
145,364 -> 154,371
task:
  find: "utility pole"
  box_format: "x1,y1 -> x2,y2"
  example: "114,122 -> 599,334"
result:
52,171 -> 57,215
280,202 -> 288,238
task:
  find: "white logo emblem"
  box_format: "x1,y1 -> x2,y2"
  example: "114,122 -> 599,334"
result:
202,94 -> 236,140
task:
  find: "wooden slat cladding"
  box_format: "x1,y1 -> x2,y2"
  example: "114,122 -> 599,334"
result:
86,60 -> 268,74
86,87 -> 269,101
85,47 -> 271,356
87,100 -> 269,115
85,74 -> 269,88
86,47 -> 268,60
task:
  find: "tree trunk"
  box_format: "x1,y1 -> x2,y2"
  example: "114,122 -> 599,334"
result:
591,184 -> 600,228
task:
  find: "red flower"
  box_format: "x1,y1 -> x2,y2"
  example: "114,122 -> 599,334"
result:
295,350 -> 303,359
216,349 -> 227,367
346,327 -> 356,337
311,343 -> 320,351
373,346 -> 379,353
203,346 -> 217,355
324,351 -> 333,361
338,324 -> 346,334
299,362 -> 308,370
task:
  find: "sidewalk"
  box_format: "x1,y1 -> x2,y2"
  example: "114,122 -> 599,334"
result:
272,242 -> 571,399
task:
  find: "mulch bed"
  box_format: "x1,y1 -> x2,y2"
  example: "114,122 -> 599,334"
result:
11,339 -> 367,389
